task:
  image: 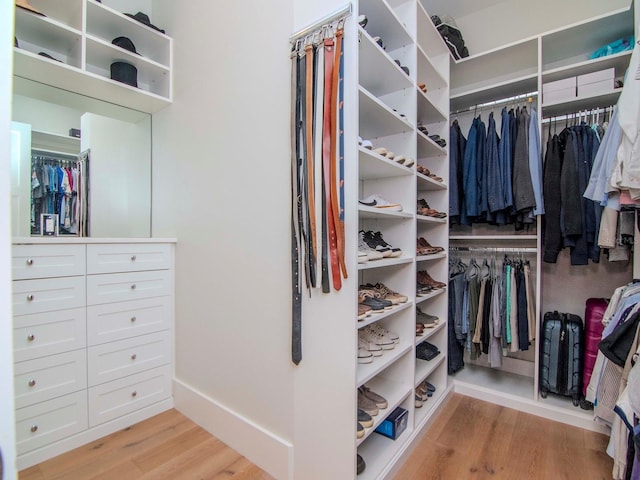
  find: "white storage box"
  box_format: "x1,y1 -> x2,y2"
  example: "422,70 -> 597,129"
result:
543,77 -> 576,104
577,68 -> 614,97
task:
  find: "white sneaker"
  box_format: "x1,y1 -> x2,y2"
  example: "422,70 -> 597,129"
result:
368,323 -> 399,344
358,250 -> 369,263
358,348 -> 374,364
358,333 -> 383,356
358,231 -> 384,260
359,194 -> 402,212
361,325 -> 395,350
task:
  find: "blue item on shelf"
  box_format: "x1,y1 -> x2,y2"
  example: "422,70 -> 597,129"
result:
590,36 -> 634,60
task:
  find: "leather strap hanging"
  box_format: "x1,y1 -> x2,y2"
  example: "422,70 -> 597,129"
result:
305,44 -> 317,282
333,28 -> 347,279
322,37 -> 341,291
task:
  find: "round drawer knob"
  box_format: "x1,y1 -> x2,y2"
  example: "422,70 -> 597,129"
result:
130,316 -> 137,323
131,354 -> 137,360
26,294 -> 34,302
131,255 -> 137,261
28,379 -> 36,387
131,391 -> 137,398
131,284 -> 136,290
26,258 -> 34,266
30,425 -> 38,433
27,334 -> 35,342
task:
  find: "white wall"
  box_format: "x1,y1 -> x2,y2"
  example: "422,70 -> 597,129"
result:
151,0 -> 295,477
12,95 -> 82,136
453,0 -> 631,55
1,2 -> 18,478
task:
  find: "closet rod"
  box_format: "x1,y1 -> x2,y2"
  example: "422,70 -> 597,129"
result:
450,247 -> 537,254
452,91 -> 538,116
541,105 -> 614,124
289,3 -> 352,42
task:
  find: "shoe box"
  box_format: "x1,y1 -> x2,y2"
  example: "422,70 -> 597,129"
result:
374,406 -> 408,440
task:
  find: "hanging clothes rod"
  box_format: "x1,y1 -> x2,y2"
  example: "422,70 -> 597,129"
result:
289,3 -> 352,42
450,246 -> 538,254
452,91 -> 538,116
541,105 -> 615,124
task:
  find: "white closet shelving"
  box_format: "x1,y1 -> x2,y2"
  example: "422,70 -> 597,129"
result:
355,0 -> 451,478
422,0 -> 634,431
13,0 -> 172,114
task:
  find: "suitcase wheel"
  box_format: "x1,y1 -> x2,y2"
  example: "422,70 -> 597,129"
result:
540,389 -> 548,399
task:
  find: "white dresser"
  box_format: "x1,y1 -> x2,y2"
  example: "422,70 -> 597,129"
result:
11,239 -> 175,470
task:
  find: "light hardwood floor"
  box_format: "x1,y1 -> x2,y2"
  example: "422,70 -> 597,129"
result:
20,394 -> 613,480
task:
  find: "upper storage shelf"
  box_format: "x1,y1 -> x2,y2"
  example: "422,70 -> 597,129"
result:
13,0 -> 173,114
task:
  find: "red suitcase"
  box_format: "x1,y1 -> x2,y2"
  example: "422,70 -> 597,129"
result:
582,298 -> 608,397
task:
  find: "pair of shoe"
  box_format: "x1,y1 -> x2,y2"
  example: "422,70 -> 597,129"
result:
416,307 -> 439,328
416,341 -> 440,361
417,237 -> 444,255
417,83 -> 427,93
429,134 -> 447,148
359,289 -> 392,314
417,124 -> 429,135
393,59 -> 410,76
357,384 -> 388,417
417,270 -> 446,289
371,147 -> 415,168
358,136 -> 373,150
417,380 -> 436,398
359,323 -> 399,352
357,407 -> 374,438
361,282 -> 408,305
417,198 -> 447,218
359,194 -> 402,212
360,230 -> 403,258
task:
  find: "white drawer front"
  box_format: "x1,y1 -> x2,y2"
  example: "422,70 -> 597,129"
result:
13,308 -> 86,362
86,270 -> 171,306
13,276 -> 85,316
12,244 -> 85,280
87,297 -> 171,346
14,350 -> 87,409
88,364 -> 172,427
16,391 -> 88,455
88,331 -> 171,386
87,244 -> 171,274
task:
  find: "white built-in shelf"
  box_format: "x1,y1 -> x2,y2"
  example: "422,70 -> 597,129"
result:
359,147 -> 415,180
453,364 -> 534,401
416,287 -> 446,304
415,353 -> 445,385
417,130 -> 447,158
416,214 -> 447,224
450,74 -> 538,113
31,130 -> 80,154
357,341 -> 413,386
358,205 -> 413,219
417,172 -> 447,190
15,7 -> 82,49
542,50 -> 632,84
357,417 -> 413,480
417,84 -> 448,126
358,256 -> 414,271
416,252 -> 447,262
416,1 -> 449,59
358,0 -> 413,54
541,88 -> 623,118
359,27 -> 413,98
356,380 -> 410,446
359,86 -> 414,140
27,0 -> 84,29
358,301 -> 413,329
413,383 -> 449,429
541,7 -> 634,72
416,45 -> 447,91
415,320 -> 446,346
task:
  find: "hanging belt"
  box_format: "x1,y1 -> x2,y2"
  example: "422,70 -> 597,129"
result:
290,50 -> 302,365
322,38 -> 341,291
333,28 -> 347,279
305,44 -> 317,287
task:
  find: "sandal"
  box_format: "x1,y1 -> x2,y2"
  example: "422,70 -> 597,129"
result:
416,166 -> 430,176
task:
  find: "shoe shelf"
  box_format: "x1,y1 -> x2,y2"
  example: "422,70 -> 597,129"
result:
359,87 -> 414,139
358,256 -> 414,271
359,0 -> 413,54
416,251 -> 447,262
416,45 -> 447,92
357,415 -> 413,480
359,147 -> 415,180
416,287 -> 446,305
414,355 -> 445,390
359,27 -> 413,98
357,340 -> 413,386
414,319 -> 446,346
416,172 -> 446,190
358,205 -> 414,220
541,88 -> 622,118
413,382 -> 448,430
417,85 -> 448,125
358,301 -> 413,329
416,214 -> 447,224
417,129 -> 446,158
356,379 -> 411,446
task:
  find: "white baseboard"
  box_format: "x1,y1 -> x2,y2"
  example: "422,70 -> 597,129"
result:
17,398 -> 174,471
173,378 -> 293,480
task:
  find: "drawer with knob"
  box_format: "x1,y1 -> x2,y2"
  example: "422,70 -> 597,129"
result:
12,276 -> 85,316
86,270 -> 171,305
15,391 -> 88,455
13,307 -> 86,362
87,244 -> 171,274
12,244 -> 85,280
14,349 -> 87,409
87,330 -> 171,386
87,296 -> 171,346
88,364 -> 172,427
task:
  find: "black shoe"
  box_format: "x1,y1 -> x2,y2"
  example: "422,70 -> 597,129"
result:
357,454 -> 366,475
364,230 -> 402,258
358,14 -> 368,28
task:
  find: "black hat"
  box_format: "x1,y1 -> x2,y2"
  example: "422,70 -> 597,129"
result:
112,36 -> 139,55
125,11 -> 165,34
110,61 -> 138,88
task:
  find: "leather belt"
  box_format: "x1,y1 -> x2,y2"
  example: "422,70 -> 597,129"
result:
305,44 -> 317,274
332,28 -> 347,279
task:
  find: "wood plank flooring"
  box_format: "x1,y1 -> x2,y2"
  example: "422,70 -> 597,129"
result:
20,394 -> 613,480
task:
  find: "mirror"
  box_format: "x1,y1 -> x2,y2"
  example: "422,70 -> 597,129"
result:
11,77 -> 152,238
